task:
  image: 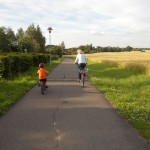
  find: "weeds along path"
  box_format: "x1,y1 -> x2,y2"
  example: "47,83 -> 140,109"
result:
0,59 -> 149,150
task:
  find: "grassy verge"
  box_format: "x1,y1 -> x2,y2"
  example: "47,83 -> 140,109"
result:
0,58 -> 62,116
87,60 -> 150,144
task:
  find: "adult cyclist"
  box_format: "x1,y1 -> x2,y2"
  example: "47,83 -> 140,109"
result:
74,49 -> 87,82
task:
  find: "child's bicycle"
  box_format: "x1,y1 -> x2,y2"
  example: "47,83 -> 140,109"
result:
39,81 -> 46,95
79,67 -> 88,87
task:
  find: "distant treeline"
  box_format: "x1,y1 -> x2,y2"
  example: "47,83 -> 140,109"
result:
137,48 -> 150,50
65,44 -> 135,54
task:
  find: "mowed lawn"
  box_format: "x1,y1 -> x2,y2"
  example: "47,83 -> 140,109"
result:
86,51 -> 150,144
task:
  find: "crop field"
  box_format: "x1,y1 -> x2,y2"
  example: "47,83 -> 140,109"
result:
87,50 -> 150,75
87,50 -> 150,63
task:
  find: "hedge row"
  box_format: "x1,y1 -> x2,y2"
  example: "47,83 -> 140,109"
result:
0,53 -> 50,79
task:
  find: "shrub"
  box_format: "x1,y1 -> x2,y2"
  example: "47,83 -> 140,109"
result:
0,53 -> 51,79
1,56 -> 11,78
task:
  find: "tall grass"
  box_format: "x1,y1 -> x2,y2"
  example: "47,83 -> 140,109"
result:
0,59 -> 62,115
87,60 -> 150,144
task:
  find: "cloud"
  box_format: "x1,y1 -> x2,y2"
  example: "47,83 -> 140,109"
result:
0,0 -> 150,48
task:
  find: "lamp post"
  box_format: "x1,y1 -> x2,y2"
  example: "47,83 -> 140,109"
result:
47,27 -> 53,66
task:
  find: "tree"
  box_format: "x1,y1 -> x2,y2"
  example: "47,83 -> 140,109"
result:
25,24 -> 45,52
16,24 -> 46,53
16,28 -> 25,52
60,41 -> 65,57
0,27 -> 17,52
17,28 -> 33,52
36,25 -> 45,52
0,27 -> 9,52
126,46 -> 133,52
78,44 -> 94,53
7,28 -> 16,52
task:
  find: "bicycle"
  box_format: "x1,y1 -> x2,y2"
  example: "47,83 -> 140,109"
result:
39,80 -> 46,95
79,67 -> 88,87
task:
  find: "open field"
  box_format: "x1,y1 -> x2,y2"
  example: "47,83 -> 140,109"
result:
86,51 -> 150,75
87,50 -> 150,63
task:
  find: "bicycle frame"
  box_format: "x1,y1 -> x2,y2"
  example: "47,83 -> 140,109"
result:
79,68 -> 86,87
40,81 -> 46,95
76,64 -> 88,87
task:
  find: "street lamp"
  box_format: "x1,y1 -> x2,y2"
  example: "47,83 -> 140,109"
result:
47,27 -> 53,66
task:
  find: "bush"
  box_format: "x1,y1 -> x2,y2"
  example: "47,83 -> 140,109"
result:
0,53 -> 50,79
1,56 -> 11,78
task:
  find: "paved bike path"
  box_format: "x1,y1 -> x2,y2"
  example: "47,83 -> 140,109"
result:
0,59 -> 149,150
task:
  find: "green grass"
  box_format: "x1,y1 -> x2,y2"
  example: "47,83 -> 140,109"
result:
87,60 -> 150,144
0,58 -> 62,115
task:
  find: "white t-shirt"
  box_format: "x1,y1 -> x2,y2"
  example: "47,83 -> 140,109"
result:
75,54 -> 86,64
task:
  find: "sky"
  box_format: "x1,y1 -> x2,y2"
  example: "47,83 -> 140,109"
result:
0,0 -> 150,48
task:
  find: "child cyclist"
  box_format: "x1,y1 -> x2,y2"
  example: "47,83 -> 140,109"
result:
37,63 -> 49,88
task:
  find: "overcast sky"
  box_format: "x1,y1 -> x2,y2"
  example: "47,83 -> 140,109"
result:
0,0 -> 150,48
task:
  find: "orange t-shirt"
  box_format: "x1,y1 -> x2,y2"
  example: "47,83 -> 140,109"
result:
37,68 -> 48,79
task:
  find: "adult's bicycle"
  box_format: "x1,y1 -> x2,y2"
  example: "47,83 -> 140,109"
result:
79,67 -> 88,87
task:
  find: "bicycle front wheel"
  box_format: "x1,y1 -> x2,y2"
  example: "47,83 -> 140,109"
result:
82,74 -> 85,87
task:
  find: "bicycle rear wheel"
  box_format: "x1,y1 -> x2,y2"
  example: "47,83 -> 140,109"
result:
82,73 -> 85,87
40,81 -> 45,95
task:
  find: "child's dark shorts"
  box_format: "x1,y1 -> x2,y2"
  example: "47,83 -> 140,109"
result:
39,79 -> 46,82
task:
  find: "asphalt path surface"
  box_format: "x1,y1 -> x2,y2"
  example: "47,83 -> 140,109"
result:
0,59 -> 149,150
